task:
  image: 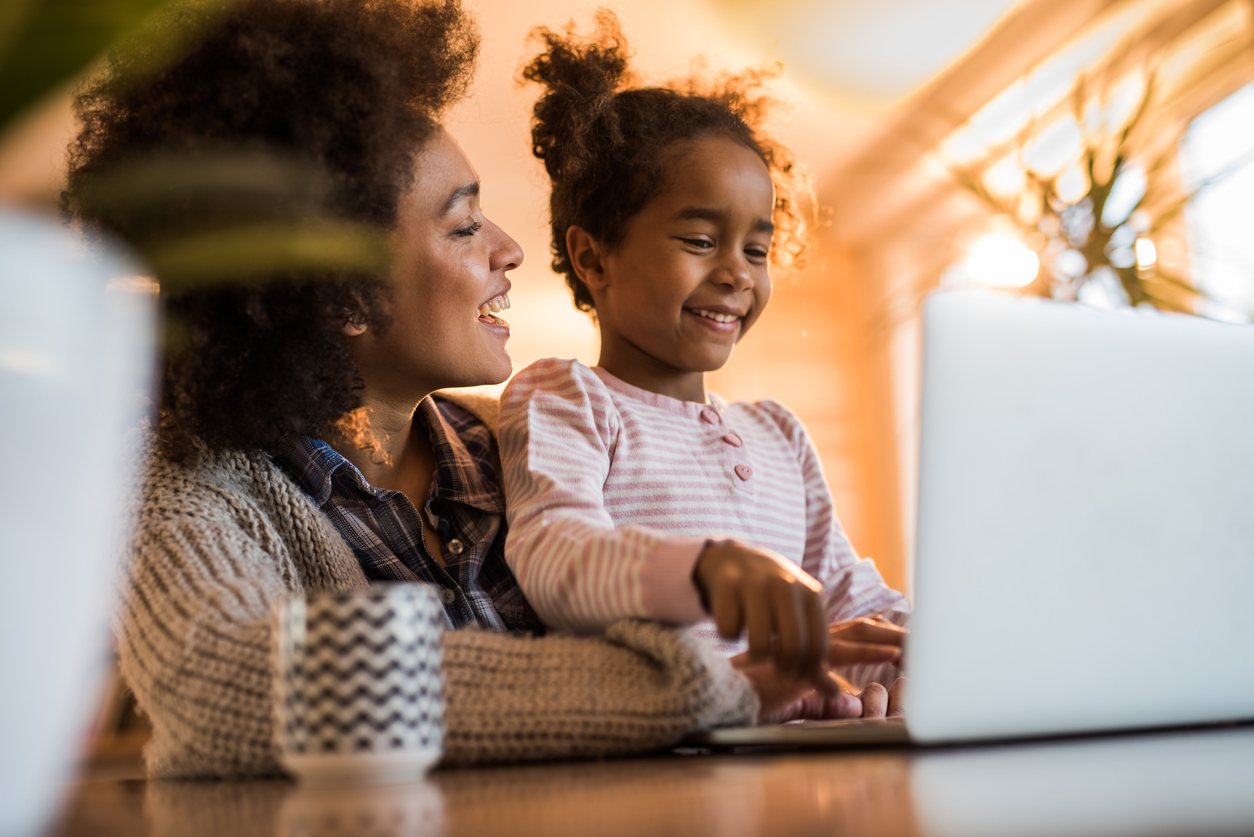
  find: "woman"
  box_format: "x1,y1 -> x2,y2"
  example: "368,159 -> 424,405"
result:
65,0 -> 888,779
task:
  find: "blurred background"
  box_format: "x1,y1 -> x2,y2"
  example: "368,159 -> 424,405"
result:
2,0 -> 1250,608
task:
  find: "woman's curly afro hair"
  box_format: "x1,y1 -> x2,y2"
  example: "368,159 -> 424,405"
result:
64,0 -> 479,459
522,9 -> 811,313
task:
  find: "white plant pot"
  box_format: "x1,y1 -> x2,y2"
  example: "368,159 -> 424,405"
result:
0,209 -> 156,837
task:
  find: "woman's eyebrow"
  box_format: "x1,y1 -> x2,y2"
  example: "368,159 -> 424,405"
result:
441,181 -> 480,216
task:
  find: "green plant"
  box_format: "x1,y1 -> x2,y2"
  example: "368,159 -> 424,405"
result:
0,0 -> 389,296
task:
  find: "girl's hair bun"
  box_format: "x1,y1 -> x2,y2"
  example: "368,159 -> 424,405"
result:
522,9 -> 633,183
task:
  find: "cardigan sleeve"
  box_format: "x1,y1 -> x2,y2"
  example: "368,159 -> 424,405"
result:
116,468 -> 297,779
758,400 -> 911,686
499,359 -> 708,633
441,619 -> 759,764
120,452 -> 751,779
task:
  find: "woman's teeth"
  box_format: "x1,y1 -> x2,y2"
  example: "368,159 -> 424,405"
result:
478,294 -> 510,321
690,308 -> 739,324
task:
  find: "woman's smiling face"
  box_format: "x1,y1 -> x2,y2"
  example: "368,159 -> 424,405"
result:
579,134 -> 775,402
347,130 -> 523,401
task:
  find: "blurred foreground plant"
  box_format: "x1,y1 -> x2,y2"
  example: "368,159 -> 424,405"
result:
1,0 -> 391,303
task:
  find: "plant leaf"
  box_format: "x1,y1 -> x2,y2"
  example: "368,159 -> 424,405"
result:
0,0 -> 175,129
142,221 -> 392,290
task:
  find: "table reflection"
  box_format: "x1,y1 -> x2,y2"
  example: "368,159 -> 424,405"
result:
55,727 -> 1254,837
911,727 -> 1254,837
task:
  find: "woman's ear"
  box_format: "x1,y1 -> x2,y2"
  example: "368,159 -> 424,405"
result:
566,226 -> 609,292
341,313 -> 368,338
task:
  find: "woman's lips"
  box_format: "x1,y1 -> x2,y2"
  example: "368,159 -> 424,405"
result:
478,293 -> 510,325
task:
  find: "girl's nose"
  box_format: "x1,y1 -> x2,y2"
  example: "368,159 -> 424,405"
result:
714,253 -> 753,291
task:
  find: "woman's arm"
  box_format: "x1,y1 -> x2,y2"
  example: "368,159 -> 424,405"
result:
121,452 -> 754,778
116,479 -> 300,778
442,619 -> 758,764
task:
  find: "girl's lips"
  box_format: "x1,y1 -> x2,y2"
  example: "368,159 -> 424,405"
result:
684,307 -> 739,333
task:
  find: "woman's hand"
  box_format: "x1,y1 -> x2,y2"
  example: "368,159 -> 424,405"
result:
732,616 -> 908,723
694,540 -> 829,684
735,655 -> 909,723
858,678 -> 907,718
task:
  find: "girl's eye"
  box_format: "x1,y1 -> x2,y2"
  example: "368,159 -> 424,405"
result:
680,238 -> 714,250
746,246 -> 769,261
452,221 -> 483,238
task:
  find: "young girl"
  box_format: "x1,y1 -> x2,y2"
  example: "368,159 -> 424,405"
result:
500,13 -> 909,692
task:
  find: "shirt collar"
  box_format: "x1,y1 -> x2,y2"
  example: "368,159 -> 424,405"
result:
277,395 -> 504,515
422,395 -> 505,516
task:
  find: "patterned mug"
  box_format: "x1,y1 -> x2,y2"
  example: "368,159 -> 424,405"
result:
273,583 -> 445,785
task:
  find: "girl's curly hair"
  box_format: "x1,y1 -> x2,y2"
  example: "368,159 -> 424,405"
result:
64,0 -> 479,459
522,9 -> 812,313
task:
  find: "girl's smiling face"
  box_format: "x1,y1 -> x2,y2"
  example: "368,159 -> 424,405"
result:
571,135 -> 775,402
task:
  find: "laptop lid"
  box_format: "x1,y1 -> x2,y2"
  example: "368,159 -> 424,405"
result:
906,291 -> 1254,743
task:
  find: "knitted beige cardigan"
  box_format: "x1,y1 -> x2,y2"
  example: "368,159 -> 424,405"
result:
116,405 -> 758,778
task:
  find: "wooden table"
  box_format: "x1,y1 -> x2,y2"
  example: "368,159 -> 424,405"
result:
50,725 -> 1254,837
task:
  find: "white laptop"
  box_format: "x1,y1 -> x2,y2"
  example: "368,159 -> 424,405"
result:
690,290 -> 1254,748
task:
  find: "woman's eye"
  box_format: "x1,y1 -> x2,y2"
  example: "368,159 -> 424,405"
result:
452,221 -> 482,238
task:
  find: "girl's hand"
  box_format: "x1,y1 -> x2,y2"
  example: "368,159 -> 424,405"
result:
694,539 -> 830,684
827,618 -> 907,670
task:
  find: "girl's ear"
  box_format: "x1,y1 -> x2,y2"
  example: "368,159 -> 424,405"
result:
566,226 -> 609,292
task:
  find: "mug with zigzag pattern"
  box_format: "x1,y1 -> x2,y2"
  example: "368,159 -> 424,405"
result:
272,583 -> 445,784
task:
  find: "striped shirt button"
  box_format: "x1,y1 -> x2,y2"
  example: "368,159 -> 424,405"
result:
734,464 -> 754,481
440,588 -> 456,604
700,407 -> 720,425
446,538 -> 464,555
722,433 -> 743,447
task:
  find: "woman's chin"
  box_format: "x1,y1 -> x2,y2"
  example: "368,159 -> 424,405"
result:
454,354 -> 512,389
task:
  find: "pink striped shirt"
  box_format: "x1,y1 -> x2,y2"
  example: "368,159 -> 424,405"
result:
500,358 -> 909,681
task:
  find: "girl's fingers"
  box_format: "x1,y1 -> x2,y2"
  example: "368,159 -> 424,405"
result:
831,618 -> 908,647
711,578 -> 744,639
803,587 -> 829,678
827,640 -> 902,667
744,587 -> 773,662
769,580 -> 809,680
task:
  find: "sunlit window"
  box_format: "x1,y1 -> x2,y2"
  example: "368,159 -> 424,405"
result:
1182,84 -> 1254,323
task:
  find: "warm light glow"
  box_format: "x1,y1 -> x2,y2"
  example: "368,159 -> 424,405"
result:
1135,238 -> 1157,269
983,155 -> 1026,197
968,234 -> 1040,288
1055,165 -> 1090,204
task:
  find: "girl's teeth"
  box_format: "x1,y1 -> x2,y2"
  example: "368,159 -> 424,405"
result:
692,308 -> 738,324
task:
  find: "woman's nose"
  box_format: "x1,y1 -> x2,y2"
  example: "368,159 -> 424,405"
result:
491,222 -> 524,272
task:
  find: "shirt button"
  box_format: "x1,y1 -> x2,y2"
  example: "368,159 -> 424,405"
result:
722,433 -> 743,447
446,538 -> 464,556
439,588 -> 456,605
734,464 -> 754,481
700,407 -> 720,425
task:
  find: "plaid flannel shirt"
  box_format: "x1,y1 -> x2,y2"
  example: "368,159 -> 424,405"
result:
278,395 -> 542,634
